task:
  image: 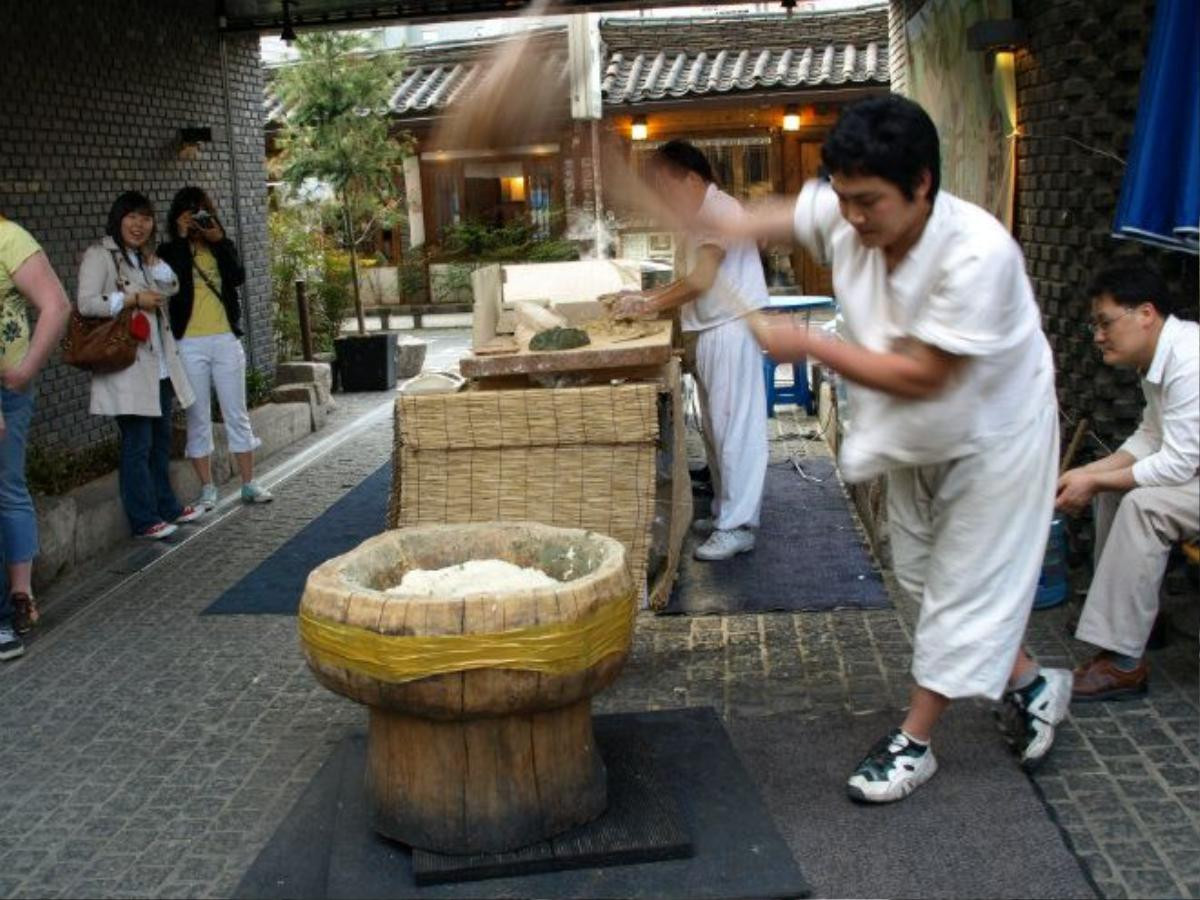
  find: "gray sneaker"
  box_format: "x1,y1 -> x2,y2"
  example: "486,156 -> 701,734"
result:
194,483 -> 219,511
241,481 -> 274,504
0,624 -> 25,661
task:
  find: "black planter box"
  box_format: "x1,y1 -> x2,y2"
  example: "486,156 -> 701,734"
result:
334,332 -> 398,392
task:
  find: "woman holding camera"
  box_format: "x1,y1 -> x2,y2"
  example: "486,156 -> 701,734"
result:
77,192 -> 204,540
158,187 -> 271,509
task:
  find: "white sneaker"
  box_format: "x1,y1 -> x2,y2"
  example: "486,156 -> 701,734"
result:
847,729 -> 939,803
1000,668 -> 1072,772
693,528 -> 755,561
690,517 -> 715,536
194,483 -> 218,511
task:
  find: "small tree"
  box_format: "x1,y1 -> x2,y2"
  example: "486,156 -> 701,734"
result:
274,32 -> 409,335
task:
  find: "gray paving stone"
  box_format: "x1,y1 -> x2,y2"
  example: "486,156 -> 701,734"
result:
1116,776 -> 1171,800
1121,868 -> 1187,899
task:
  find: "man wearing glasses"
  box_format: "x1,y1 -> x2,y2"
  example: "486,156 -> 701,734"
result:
1057,265 -> 1199,701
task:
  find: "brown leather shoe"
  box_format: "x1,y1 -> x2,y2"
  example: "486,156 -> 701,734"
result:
1072,653 -> 1149,702
11,592 -> 39,635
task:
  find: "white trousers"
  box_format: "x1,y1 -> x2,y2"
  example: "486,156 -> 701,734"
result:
1075,479 -> 1200,658
694,318 -> 768,531
179,333 -> 262,458
888,402 -> 1059,701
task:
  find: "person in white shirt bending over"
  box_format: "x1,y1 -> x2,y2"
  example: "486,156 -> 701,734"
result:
616,140 -> 768,563
1058,265 -> 1199,702
722,95 -> 1073,803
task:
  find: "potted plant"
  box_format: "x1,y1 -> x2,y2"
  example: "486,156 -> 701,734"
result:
275,32 -> 410,390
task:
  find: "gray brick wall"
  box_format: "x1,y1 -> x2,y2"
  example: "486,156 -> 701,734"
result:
1014,0 -> 1198,459
0,0 -> 272,452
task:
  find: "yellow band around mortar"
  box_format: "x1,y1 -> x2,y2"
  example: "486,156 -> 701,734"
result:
298,592 -> 636,684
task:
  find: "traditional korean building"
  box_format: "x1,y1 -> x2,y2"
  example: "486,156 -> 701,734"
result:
265,5 -> 890,296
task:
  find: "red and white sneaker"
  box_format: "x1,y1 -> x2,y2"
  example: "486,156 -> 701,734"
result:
138,521 -> 178,540
174,505 -> 205,525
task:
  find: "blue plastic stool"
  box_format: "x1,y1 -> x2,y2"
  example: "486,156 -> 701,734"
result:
1034,517 -> 1069,609
763,355 -> 813,418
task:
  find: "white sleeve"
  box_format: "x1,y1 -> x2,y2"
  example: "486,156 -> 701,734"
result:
107,291 -> 126,317
1130,356 -> 1200,486
150,259 -> 180,297
792,179 -> 840,266
909,240 -> 1032,357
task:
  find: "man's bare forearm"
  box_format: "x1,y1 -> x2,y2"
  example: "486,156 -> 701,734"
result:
1081,450 -> 1137,474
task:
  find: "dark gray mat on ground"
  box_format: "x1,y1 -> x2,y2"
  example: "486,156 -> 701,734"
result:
203,462 -> 389,615
728,705 -> 1099,899
235,707 -> 811,899
667,459 -> 890,614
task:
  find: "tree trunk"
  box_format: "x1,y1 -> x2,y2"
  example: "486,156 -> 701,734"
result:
342,196 -> 367,335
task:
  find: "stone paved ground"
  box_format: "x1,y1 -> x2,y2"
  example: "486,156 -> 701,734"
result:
0,339 -> 1195,899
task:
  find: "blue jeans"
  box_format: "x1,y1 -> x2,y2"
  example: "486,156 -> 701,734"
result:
116,379 -> 183,534
0,386 -> 37,628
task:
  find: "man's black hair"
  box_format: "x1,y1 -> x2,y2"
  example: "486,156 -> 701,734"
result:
1088,264 -> 1172,317
650,139 -> 716,184
821,95 -> 941,202
105,191 -> 157,251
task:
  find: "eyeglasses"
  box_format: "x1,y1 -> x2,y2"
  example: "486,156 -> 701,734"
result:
1087,309 -> 1136,335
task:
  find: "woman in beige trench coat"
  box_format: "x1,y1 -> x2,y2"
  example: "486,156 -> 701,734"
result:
77,192 -> 204,540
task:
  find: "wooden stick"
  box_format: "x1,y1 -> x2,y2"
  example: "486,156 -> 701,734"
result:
1060,418 -> 1089,475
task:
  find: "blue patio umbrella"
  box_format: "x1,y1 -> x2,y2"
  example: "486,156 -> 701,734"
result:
1112,0 -> 1199,254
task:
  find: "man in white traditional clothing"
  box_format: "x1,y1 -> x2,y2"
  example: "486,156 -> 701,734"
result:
617,140 -> 769,562
722,95 -> 1073,802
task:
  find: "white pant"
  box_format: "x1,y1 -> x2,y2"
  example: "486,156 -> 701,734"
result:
1076,479 -> 1200,658
888,402 -> 1059,701
179,333 -> 262,458
694,318 -> 768,531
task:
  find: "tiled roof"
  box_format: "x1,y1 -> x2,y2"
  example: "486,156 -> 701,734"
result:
387,28 -> 569,118
264,8 -> 889,125
265,28 -> 568,125
600,8 -> 889,105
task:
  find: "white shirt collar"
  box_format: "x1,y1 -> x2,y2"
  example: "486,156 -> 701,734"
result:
1145,315 -> 1182,385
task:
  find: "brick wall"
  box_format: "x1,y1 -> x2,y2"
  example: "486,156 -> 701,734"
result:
1014,0 -> 1199,460
0,0 -> 272,451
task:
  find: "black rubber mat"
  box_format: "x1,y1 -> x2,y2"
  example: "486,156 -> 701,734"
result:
235,707 -> 811,899
667,459 -> 890,614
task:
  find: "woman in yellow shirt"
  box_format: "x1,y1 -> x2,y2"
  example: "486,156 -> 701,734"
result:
0,216 -> 70,659
159,187 -> 272,509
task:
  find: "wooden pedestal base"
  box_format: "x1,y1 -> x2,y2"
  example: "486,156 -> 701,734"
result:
366,699 -> 608,855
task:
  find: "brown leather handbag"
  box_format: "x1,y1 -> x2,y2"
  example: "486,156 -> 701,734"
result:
61,248 -> 143,374
61,307 -> 140,373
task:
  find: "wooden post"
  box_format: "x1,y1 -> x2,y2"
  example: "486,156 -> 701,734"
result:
295,280 -> 314,362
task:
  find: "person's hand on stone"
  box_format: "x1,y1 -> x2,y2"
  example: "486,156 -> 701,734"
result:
613,292 -> 654,320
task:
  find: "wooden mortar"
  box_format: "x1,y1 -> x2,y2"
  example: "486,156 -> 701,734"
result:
298,521 -> 635,854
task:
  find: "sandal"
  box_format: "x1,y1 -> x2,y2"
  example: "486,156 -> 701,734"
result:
11,592 -> 38,635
